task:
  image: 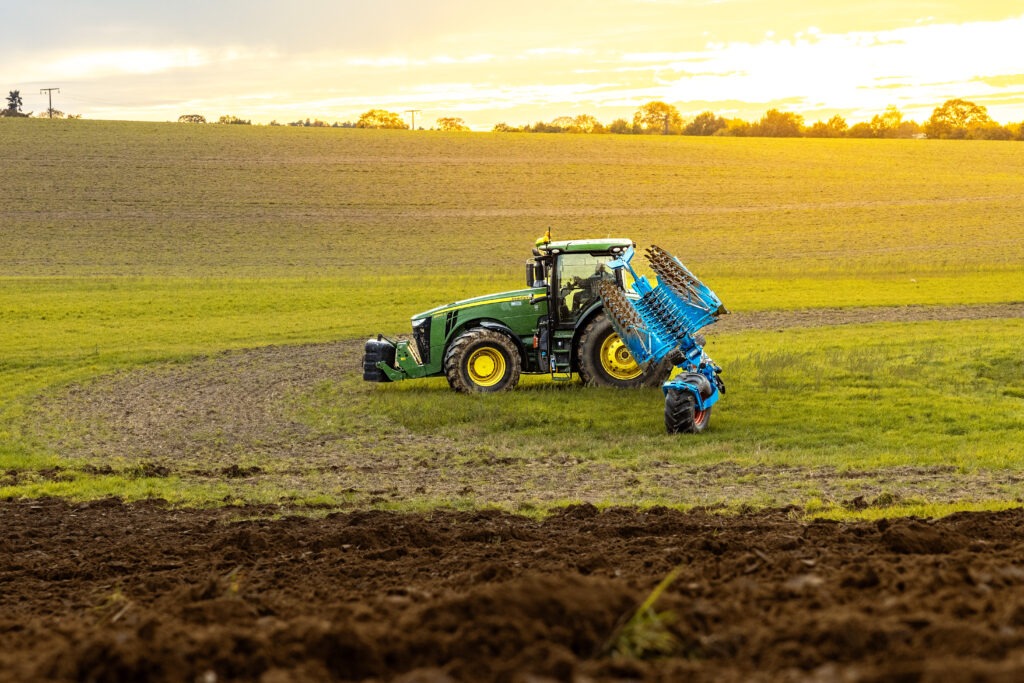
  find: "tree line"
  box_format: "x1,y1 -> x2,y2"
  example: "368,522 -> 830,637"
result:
177,110 -> 472,131
492,99 -> 1024,141
15,89 -> 1009,141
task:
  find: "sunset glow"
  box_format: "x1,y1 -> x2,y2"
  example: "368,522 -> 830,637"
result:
3,1 -> 1023,127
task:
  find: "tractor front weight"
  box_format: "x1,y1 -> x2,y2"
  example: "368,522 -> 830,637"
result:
363,337 -> 432,382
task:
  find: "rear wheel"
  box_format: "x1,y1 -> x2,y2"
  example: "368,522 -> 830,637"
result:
444,328 -> 521,393
577,314 -> 670,388
664,388 -> 711,434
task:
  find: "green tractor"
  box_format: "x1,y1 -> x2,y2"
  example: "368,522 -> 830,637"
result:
362,232 -> 671,392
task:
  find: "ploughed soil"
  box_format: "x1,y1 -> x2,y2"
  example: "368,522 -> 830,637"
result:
5,498 -> 1024,682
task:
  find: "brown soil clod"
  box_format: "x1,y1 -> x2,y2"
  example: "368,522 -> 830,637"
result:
5,498 -> 1024,682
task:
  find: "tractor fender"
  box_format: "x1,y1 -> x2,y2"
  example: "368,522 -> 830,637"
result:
569,302 -> 606,366
458,320 -> 530,365
573,301 -> 606,334
663,372 -> 719,410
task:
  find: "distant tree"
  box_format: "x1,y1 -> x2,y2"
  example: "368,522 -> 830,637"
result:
869,105 -> 904,138
750,109 -> 803,137
528,120 -> 566,133
805,122 -> 829,138
713,118 -> 751,137
177,114 -> 206,124
356,109 -> 408,129
684,111 -> 726,136
845,122 -> 876,138
309,119 -> 330,127
1008,122 -> 1024,141
338,121 -> 356,128
924,99 -> 991,139
607,118 -> 632,134
66,113 -> 82,119
6,90 -> 23,112
566,114 -> 602,133
549,116 -> 574,132
36,109 -> 65,119
894,120 -> 922,138
268,120 -> 281,126
436,116 -> 471,132
965,121 -> 1013,140
633,101 -> 683,134
805,115 -> 847,138
492,122 -> 520,132
217,115 -> 251,125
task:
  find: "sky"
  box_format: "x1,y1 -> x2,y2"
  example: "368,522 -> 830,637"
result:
3,1 -> 1024,129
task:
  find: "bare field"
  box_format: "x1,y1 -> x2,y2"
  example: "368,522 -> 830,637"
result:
2,118 -> 1024,278
7,498 -> 1024,682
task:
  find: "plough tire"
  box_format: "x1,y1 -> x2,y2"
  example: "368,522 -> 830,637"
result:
664,388 -> 711,434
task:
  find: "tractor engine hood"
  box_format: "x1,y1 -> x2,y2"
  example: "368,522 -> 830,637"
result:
412,288 -> 538,321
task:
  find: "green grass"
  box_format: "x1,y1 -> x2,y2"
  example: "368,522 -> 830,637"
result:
809,500 -> 1024,522
0,472 -> 341,508
366,318 -> 1024,470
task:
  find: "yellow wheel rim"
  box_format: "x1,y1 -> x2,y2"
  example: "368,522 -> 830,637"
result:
599,334 -> 642,380
466,347 -> 506,387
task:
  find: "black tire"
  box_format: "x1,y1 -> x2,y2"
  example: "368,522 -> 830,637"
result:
443,328 -> 522,393
664,388 -> 712,434
577,313 -> 670,388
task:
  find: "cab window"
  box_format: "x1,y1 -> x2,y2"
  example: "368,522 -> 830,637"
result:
556,253 -> 616,325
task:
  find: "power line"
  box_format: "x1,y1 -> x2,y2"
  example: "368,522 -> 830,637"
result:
40,87 -> 60,118
404,109 -> 422,130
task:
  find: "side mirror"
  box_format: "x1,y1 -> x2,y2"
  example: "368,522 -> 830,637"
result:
534,263 -> 545,285
525,260 -> 535,288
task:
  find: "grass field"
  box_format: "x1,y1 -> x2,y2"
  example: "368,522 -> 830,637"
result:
1,117 -> 1022,518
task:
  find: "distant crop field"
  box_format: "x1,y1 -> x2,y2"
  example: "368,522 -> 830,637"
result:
2,118 -> 1023,278
1,118 -> 1022,518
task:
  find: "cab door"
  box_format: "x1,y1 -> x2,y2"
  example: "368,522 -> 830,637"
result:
551,253 -> 618,330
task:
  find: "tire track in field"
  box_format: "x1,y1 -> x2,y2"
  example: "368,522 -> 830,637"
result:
711,301 -> 1024,333
10,193 -> 1024,220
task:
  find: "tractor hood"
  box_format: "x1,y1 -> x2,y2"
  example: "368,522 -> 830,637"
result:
412,288 -> 537,321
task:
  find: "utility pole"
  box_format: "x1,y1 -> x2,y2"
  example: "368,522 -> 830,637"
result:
663,113 -> 670,135
40,87 -> 60,118
404,109 -> 422,130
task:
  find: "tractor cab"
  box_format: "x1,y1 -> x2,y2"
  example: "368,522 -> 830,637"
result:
527,235 -> 632,328
524,233 -> 636,379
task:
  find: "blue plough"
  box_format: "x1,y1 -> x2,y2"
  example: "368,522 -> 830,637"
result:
599,244 -> 729,433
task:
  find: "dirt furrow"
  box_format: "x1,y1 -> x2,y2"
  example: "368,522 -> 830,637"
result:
4,498 -> 1024,682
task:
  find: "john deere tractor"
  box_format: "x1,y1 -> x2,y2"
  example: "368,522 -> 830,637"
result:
363,233 -> 729,433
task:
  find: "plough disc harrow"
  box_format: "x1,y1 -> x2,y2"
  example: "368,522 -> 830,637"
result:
600,245 -> 729,433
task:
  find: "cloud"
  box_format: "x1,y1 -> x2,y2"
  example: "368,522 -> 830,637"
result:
618,13 -> 1024,120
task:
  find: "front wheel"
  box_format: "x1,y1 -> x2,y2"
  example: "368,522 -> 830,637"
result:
443,328 -> 522,393
664,388 -> 711,434
577,313 -> 670,388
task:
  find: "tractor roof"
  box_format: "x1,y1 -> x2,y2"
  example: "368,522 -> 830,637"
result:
539,238 -> 634,254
